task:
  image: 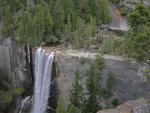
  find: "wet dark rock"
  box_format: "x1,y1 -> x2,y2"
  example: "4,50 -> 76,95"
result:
20,97 -> 33,113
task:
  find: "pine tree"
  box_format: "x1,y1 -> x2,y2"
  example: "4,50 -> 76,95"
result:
124,3 -> 150,64
85,17 -> 96,38
69,70 -> 85,110
85,66 -> 101,113
2,11 -> 14,37
62,0 -> 74,18
1,0 -> 111,46
56,97 -> 67,113
53,0 -> 65,37
67,105 -> 81,113
64,14 -> 72,42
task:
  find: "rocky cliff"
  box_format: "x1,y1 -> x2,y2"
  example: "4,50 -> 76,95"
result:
0,34 -> 33,88
55,49 -> 150,107
97,95 -> 150,113
123,0 -> 150,9
0,34 -> 34,112
0,38 -> 150,112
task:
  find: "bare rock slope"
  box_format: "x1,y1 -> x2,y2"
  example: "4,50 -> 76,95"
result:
54,49 -> 150,106
97,95 -> 150,113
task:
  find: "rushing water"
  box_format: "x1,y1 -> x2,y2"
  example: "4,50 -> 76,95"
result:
31,47 -> 54,113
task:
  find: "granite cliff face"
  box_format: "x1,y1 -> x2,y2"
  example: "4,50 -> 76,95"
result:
55,50 -> 150,107
0,34 -> 33,88
0,36 -> 150,112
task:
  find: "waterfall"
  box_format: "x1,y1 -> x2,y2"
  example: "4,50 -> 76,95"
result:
31,47 -> 54,113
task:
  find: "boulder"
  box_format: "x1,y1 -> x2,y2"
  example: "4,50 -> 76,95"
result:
97,95 -> 150,113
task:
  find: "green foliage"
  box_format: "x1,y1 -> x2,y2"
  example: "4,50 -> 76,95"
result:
106,72 -> 114,90
13,88 -> 25,94
67,105 -> 81,113
0,91 -> 13,104
95,56 -> 105,70
79,57 -> 89,65
17,2 -> 54,46
72,56 -> 79,60
127,3 -> 150,29
99,72 -> 114,98
56,97 -> 67,113
95,36 -> 104,43
109,0 -> 123,5
127,12 -> 146,28
85,66 -> 102,113
147,99 -> 150,103
105,98 -> 120,109
101,37 -> 123,54
99,88 -> 112,98
105,104 -> 115,109
111,98 -> 120,107
1,0 -> 111,46
69,70 -> 85,109
1,12 -> 15,37
101,37 -> 114,54
84,57 -> 105,113
68,57 -> 116,113
120,7 -> 128,16
0,71 -> 24,105
144,67 -> 150,77
124,3 -> 150,64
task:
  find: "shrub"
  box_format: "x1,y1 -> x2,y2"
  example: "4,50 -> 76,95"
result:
101,36 -> 123,54
56,97 -> 67,113
120,7 -> 128,16
101,37 -> 114,54
95,56 -> 105,70
106,72 -> 114,90
111,98 -> 120,107
79,57 -> 90,65
67,105 -> 81,113
0,92 -> 13,104
95,36 -> 104,43
99,88 -> 112,98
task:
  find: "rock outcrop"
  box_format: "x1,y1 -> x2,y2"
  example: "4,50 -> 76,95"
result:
0,34 -> 33,88
55,50 -> 150,107
123,0 -> 150,9
109,5 -> 129,32
97,95 -> 150,113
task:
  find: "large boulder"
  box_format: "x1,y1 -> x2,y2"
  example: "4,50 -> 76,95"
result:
97,95 -> 150,113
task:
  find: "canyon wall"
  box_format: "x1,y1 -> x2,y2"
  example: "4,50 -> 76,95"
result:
0,34 -> 33,89
55,50 -> 150,107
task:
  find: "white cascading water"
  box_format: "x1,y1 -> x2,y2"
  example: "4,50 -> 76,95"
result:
31,47 -> 54,113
